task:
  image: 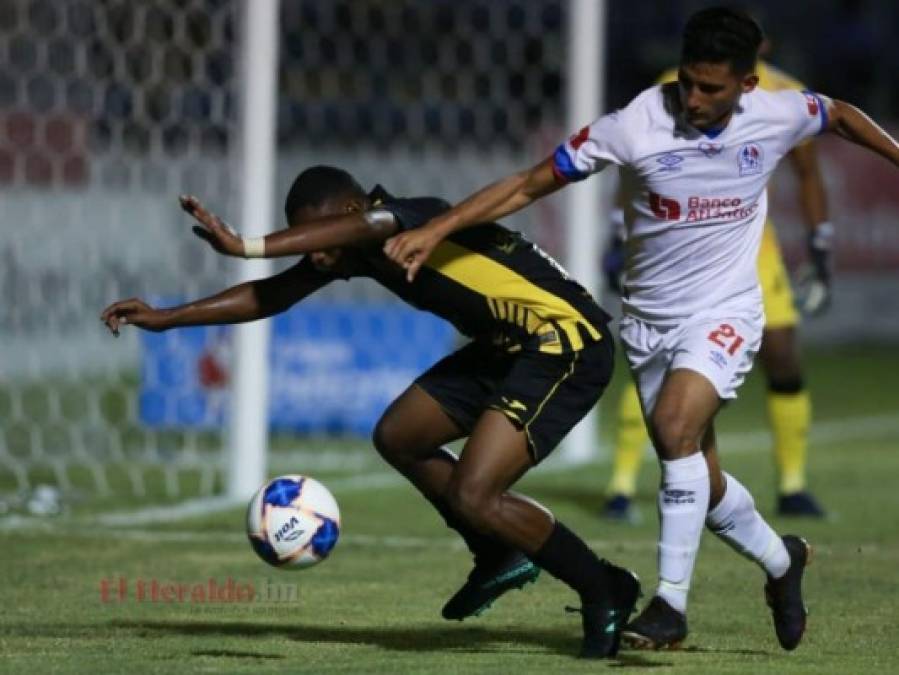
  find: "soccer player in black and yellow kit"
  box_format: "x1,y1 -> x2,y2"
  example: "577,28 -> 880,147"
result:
101,165 -> 640,659
603,58 -> 832,521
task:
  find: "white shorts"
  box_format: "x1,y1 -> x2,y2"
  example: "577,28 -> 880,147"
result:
619,312 -> 763,416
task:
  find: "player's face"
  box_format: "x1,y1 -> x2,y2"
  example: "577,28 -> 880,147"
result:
677,61 -> 758,130
290,197 -> 360,272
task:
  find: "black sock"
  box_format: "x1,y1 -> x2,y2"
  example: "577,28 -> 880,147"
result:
531,520 -> 610,603
427,495 -> 510,562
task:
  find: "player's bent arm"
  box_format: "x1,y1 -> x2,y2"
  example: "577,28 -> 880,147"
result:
167,263 -> 329,326
382,158 -> 561,278
101,261 -> 330,335
824,98 -> 899,168
422,157 -> 561,239
787,142 -> 829,229
246,211 -> 400,259
181,195 -> 399,259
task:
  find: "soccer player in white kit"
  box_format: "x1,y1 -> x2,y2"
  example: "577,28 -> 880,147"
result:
384,6 -> 899,652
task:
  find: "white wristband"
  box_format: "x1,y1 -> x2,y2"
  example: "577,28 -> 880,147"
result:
811,221 -> 835,250
243,237 -> 265,258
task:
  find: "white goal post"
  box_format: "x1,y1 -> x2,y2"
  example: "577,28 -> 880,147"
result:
229,0 -> 278,501
559,0 -> 608,464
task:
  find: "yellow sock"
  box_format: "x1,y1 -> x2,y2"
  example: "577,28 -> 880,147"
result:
606,381 -> 650,497
767,390 -> 811,494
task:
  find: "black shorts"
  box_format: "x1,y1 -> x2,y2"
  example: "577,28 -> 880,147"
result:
415,337 -> 614,463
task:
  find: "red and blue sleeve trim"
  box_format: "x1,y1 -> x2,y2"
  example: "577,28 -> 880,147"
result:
552,144 -> 588,183
802,90 -> 829,135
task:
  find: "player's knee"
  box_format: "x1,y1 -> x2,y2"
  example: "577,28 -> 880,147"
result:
446,478 -> 497,534
759,330 -> 802,380
766,375 -> 805,394
649,408 -> 700,459
371,415 -> 409,466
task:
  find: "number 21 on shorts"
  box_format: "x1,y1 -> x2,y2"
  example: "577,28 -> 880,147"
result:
707,323 -> 744,355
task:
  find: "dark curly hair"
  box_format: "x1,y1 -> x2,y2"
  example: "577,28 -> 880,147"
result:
283,165 -> 365,221
681,7 -> 764,75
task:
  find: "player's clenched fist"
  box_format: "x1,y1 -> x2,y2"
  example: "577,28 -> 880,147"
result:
100,298 -> 170,336
180,194 -> 246,257
383,226 -> 441,282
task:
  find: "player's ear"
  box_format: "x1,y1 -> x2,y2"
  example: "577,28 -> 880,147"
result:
344,198 -> 365,214
741,73 -> 759,93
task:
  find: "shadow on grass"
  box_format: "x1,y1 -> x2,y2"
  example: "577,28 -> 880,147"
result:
191,649 -> 285,660
2,620 -> 774,662
109,619 -> 773,660
109,619 -> 580,657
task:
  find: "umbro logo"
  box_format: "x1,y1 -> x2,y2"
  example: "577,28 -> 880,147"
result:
656,153 -> 684,172
709,351 -> 728,369
663,489 -> 696,504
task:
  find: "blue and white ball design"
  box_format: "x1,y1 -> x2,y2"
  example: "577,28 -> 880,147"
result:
246,475 -> 341,568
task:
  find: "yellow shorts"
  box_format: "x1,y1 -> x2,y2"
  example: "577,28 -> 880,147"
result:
758,221 -> 799,330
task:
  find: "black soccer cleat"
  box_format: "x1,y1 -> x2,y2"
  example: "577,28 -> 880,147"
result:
777,492 -> 826,518
621,595 -> 688,650
765,534 -> 812,650
441,551 -> 540,621
572,563 -> 642,659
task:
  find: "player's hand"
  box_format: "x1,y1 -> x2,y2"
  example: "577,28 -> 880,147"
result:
383,226 -> 442,282
180,194 -> 244,257
100,298 -> 170,336
795,265 -> 832,316
796,222 -> 835,317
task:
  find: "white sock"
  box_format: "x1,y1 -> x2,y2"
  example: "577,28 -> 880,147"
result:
655,453 -> 710,614
706,472 -> 790,579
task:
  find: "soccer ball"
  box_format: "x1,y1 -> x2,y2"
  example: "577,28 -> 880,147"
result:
246,474 -> 341,569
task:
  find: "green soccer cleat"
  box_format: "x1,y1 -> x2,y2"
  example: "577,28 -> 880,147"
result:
442,551 -> 540,621
571,563 -> 642,659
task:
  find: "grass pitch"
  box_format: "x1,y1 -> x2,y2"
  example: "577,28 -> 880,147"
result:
1,345 -> 897,673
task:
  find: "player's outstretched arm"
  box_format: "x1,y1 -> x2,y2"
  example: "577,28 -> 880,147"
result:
383,157 -> 562,281
181,195 -> 398,259
100,261 -> 330,336
824,98 -> 899,168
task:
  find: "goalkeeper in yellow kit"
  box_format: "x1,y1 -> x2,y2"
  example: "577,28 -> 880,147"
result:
604,58 -> 832,520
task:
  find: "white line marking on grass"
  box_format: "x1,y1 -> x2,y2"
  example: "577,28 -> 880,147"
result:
90,474 -> 406,527
2,518 -> 896,560
717,412 -> 899,454
4,413 -> 895,530
95,495 -> 242,526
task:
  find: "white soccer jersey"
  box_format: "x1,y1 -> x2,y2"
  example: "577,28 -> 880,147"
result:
553,84 -> 828,324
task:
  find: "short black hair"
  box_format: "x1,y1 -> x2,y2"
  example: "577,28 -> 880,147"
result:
681,6 -> 764,75
283,165 -> 366,220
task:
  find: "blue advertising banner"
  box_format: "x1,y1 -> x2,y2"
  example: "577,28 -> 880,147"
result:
139,303 -> 456,435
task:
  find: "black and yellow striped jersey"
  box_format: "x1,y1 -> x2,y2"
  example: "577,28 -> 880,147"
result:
306,186 -> 609,355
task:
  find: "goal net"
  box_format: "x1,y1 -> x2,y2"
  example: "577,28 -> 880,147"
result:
0,0 -> 578,510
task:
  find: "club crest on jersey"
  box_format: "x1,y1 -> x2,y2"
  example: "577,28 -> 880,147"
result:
737,142 -> 763,176
699,141 -> 723,158
804,92 -> 819,116
656,152 -> 684,172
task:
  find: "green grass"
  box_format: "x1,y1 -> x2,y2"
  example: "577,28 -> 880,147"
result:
1,345 -> 898,673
